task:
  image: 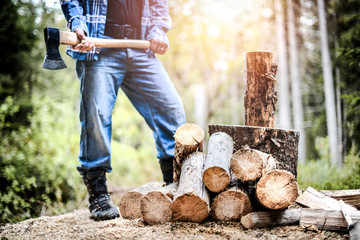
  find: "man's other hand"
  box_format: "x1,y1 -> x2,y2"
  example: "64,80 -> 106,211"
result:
150,39 -> 168,55
73,28 -> 95,52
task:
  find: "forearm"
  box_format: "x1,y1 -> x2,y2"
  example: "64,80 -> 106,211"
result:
147,0 -> 172,45
59,0 -> 89,35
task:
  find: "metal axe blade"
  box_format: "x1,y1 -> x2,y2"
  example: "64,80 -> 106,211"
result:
42,27 -> 67,70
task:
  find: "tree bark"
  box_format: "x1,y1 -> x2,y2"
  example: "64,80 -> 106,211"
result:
256,170 -> 299,210
140,182 -> 178,225
300,208 -> 360,232
287,0 -> 306,163
275,0 -> 292,130
230,148 -> 276,182
210,185 -> 251,221
173,123 -> 204,182
317,0 -> 340,167
119,182 -> 163,219
296,187 -> 357,211
244,51 -> 277,128
208,124 -> 300,177
203,132 -> 233,193
241,208 -> 301,229
171,152 -> 210,223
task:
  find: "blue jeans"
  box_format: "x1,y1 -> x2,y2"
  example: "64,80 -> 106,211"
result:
75,47 -> 186,173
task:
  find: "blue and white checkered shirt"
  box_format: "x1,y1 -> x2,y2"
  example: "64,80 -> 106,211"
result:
60,0 -> 172,60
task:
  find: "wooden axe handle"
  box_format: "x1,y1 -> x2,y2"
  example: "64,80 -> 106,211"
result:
60,31 -> 151,49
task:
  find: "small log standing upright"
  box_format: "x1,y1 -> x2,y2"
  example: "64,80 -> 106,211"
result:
244,51 -> 277,128
173,123 -> 204,182
202,132 -> 234,193
171,152 -> 210,223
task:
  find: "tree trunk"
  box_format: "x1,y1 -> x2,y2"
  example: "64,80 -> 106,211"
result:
241,208 -> 301,229
119,182 -> 163,219
171,152 -> 210,223
173,123 -> 204,182
256,170 -> 299,210
320,189 -> 360,209
244,51 -> 277,128
208,124 -> 300,177
230,148 -> 276,182
300,208 -> 360,231
317,0 -> 340,167
210,185 -> 251,221
296,187 -> 357,211
275,0 -> 292,129
203,132 -> 233,193
287,0 -> 306,164
140,182 -> 178,225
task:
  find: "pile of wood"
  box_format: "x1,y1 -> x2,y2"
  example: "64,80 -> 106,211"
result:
118,51 -> 359,238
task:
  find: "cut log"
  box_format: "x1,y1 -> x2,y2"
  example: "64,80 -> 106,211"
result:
119,182 -> 163,219
241,208 -> 301,229
320,189 -> 360,209
202,132 -> 233,193
296,187 -> 357,211
244,51 -> 277,128
171,152 -> 210,223
230,148 -> 276,182
339,200 -> 354,228
300,208 -> 360,232
256,170 -> 298,210
140,182 -> 178,225
208,124 -> 299,177
173,123 -> 204,182
210,185 -> 251,221
350,222 -> 360,240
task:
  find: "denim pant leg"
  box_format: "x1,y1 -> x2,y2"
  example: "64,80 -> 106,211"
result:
75,49 -> 127,173
120,49 -> 186,159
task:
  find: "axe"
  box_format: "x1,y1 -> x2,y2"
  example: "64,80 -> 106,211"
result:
42,27 -> 151,70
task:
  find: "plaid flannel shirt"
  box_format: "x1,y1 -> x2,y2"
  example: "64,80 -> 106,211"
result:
60,0 -> 172,61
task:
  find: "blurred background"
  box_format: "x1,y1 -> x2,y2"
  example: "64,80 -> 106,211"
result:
1,0 -> 359,223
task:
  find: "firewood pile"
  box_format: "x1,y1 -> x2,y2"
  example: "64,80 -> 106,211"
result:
118,52 -> 360,239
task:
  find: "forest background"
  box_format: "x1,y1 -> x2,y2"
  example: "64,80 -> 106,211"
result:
1,0 -> 359,223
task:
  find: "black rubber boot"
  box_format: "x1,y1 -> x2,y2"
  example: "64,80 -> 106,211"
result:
81,170 -> 120,221
159,157 -> 174,185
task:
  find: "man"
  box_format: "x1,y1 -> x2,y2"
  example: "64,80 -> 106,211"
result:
60,0 -> 186,221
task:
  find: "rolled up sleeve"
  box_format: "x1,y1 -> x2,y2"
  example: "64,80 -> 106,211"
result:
60,0 -> 89,35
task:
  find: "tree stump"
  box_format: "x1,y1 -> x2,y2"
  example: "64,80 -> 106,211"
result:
244,51 -> 277,128
173,123 -> 204,182
171,152 -> 210,223
241,209 -> 301,229
208,124 -> 299,177
256,170 -> 299,210
230,148 -> 276,182
140,182 -> 178,225
210,185 -> 251,221
119,182 -> 163,219
202,132 -> 233,193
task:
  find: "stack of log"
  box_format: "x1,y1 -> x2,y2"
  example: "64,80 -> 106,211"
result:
118,51 -> 359,238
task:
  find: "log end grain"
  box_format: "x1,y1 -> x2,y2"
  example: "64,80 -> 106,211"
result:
171,193 -> 209,223
230,149 -> 263,181
174,123 -> 205,146
140,191 -> 172,225
202,166 -> 230,193
211,189 -> 251,221
256,170 -> 299,210
119,192 -> 144,219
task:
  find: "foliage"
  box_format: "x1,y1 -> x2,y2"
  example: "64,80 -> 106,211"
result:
298,137 -> 360,190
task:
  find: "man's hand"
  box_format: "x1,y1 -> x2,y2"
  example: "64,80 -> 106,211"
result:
73,28 -> 94,52
150,39 -> 168,55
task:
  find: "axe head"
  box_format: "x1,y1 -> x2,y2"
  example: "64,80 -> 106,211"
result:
42,27 -> 67,70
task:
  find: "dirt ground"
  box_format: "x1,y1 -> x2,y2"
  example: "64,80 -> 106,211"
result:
0,209 -> 350,240
0,186 -> 350,240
